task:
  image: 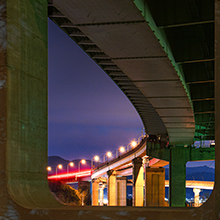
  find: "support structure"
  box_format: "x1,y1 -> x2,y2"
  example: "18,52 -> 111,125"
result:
193,188 -> 201,207
99,184 -> 105,206
169,146 -> 187,207
107,170 -> 117,206
132,157 -> 144,206
0,0 -> 219,219
92,179 -> 99,206
145,167 -> 165,207
116,177 -> 127,206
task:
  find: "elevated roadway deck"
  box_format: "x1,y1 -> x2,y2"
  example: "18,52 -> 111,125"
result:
49,0 -> 195,145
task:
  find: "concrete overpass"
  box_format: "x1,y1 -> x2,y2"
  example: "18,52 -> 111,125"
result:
0,0 -> 219,220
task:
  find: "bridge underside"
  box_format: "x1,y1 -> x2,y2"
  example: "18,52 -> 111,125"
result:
49,0 -> 196,145
0,0 -> 219,219
145,0 -> 215,141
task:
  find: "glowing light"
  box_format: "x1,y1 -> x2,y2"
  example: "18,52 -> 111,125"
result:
57,164 -> 63,169
106,151 -> 112,158
81,159 -> 86,164
69,162 -> 74,167
131,140 -> 137,148
119,146 -> 125,153
94,156 -> 99,162
48,170 -> 92,180
47,166 -> 52,171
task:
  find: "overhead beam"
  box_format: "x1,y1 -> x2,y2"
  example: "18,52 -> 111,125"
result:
194,111 -> 214,114
192,98 -> 214,102
177,58 -> 214,64
187,80 -> 214,85
158,20 -> 214,29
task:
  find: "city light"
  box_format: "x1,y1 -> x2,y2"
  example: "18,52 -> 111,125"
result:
91,156 -> 100,170
94,155 -> 99,162
69,162 -> 74,167
47,166 -> 52,172
119,146 -> 125,153
56,164 -> 63,175
106,151 -> 112,158
81,159 -> 86,164
78,159 -> 86,172
116,146 -> 126,157
58,164 -> 63,169
131,140 -> 137,148
67,162 -> 74,174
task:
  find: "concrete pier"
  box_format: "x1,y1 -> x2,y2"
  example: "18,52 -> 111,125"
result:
132,157 -> 144,206
145,167 -> 165,206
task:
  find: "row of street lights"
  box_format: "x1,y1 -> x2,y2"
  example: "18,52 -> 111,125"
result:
47,139 -> 138,174
47,160 -> 86,175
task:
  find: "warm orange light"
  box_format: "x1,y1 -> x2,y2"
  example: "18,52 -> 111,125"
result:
106,151 -> 112,158
94,156 -> 99,162
81,159 -> 86,164
47,166 -> 52,171
119,146 -> 125,153
131,140 -> 137,148
69,162 -> 74,167
57,164 -> 63,169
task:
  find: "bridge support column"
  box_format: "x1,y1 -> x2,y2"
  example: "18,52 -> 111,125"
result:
99,184 -> 105,206
116,177 -> 127,206
132,157 -> 144,206
145,167 -> 165,206
169,146 -> 187,207
92,179 -> 99,206
193,188 -> 201,207
107,170 -> 117,206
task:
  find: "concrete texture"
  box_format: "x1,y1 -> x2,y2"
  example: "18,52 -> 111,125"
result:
0,0 -> 219,219
145,168 -> 165,207
132,157 -> 144,206
107,170 -> 117,206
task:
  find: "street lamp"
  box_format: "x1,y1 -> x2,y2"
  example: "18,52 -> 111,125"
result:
91,155 -> 99,169
103,151 -> 112,162
47,166 -> 52,172
56,164 -> 63,175
78,159 -> 86,172
127,139 -> 137,151
67,162 -> 74,174
131,140 -> 137,148
116,146 -> 125,157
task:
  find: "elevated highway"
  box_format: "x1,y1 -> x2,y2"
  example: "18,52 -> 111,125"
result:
47,1 -> 215,206
0,0 -> 218,219
48,0 -> 195,145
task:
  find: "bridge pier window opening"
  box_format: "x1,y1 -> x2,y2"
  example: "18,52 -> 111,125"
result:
47,12 -> 145,206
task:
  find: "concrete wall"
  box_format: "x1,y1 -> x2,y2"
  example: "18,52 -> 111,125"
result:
0,0 -> 220,219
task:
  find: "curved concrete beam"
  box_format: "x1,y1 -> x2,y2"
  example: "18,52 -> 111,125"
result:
51,0 -> 195,145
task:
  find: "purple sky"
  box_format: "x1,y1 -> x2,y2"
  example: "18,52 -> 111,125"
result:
48,19 -> 143,160
48,20 -> 215,169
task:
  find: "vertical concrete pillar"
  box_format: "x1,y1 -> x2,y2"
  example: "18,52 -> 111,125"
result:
193,188 -> 201,207
132,157 -> 144,206
99,184 -> 105,206
215,1 -> 220,218
0,0 -> 61,210
145,168 -> 165,206
116,177 -> 127,206
107,170 -> 117,206
169,146 -> 187,207
92,179 -> 99,206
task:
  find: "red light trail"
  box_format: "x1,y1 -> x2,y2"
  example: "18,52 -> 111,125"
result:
48,170 -> 92,180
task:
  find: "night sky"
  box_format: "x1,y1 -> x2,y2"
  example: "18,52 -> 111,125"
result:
48,19 -> 143,160
47,20 -> 215,169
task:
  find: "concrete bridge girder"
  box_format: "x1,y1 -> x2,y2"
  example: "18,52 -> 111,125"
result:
51,0 -> 195,145
0,0 -> 219,220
